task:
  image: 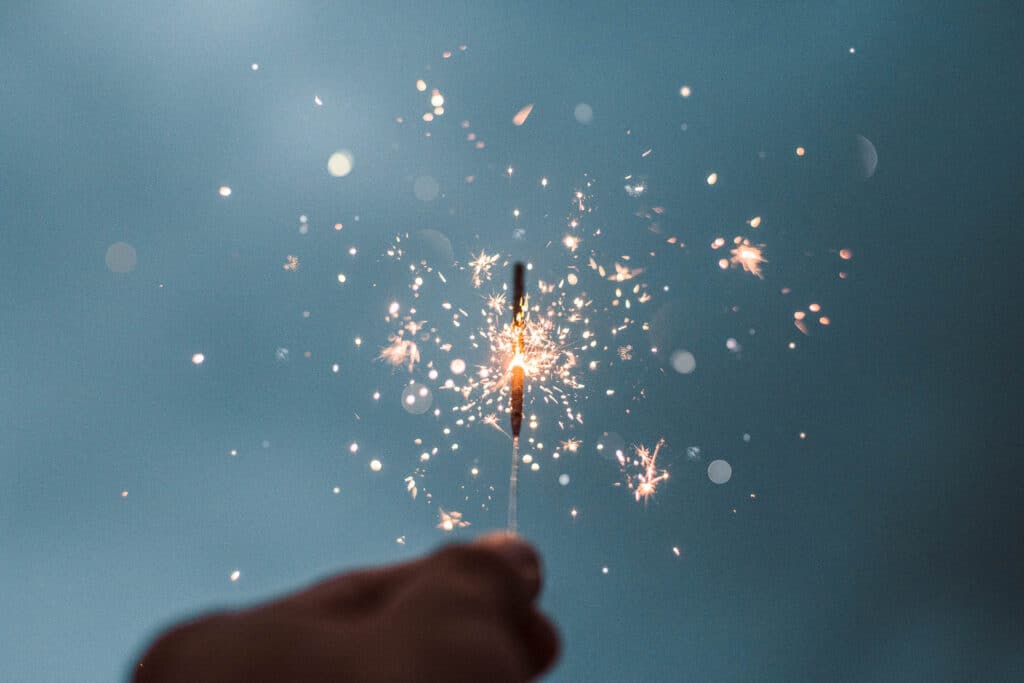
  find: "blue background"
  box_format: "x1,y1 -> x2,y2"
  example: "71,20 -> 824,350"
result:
1,1 -> 1020,681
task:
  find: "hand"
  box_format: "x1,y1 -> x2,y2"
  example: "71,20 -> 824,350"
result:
133,533 -> 560,682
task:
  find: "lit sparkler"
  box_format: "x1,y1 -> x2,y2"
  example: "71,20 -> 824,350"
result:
508,262 -> 526,532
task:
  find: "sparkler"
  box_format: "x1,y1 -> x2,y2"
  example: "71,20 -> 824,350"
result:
508,262 -> 526,532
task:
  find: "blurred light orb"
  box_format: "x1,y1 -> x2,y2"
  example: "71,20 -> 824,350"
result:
679,85 -> 692,98
230,570 -> 241,582
596,431 -> 625,461
337,273 -> 347,284
706,172 -> 718,185
573,103 -> 593,124
670,349 -> 696,374
796,146 -> 806,156
105,242 -> 137,273
450,358 -> 467,375
708,459 -> 732,485
327,150 -> 354,177
250,63 -> 259,71
370,459 -> 382,472
413,175 -> 440,201
218,185 -> 232,197
408,229 -> 455,268
191,353 -> 205,365
401,382 -> 433,414
558,474 -> 570,486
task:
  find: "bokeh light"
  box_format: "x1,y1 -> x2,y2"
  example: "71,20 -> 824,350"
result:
104,242 -> 137,273
573,103 -> 593,124
670,349 -> 696,374
708,459 -> 732,484
401,382 -> 433,414
327,150 -> 354,177
413,175 -> 440,201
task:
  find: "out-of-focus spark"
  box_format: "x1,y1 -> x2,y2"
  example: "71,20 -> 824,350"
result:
561,438 -> 581,453
437,508 -> 470,531
729,240 -> 767,278
379,335 -> 420,371
608,262 -> 644,282
282,255 -> 299,271
513,103 -> 534,126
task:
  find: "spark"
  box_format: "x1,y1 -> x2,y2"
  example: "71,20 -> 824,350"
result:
437,508 -> 470,532
486,292 -> 507,315
729,240 -> 767,278
379,334 -> 421,371
282,255 -> 299,271
513,103 -> 534,126
469,250 -> 501,288
618,438 -> 669,501
608,262 -> 644,282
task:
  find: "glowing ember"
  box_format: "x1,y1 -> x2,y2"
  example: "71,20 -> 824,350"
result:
437,508 -> 470,531
729,240 -> 767,278
513,103 -> 534,126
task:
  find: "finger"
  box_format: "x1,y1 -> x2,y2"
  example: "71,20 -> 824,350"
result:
287,557 -> 431,614
472,532 -> 543,601
517,607 -> 561,679
287,533 -> 543,616
424,537 -> 543,615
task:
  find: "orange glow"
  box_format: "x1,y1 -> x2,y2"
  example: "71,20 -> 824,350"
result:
513,103 -> 534,126
729,240 -> 767,278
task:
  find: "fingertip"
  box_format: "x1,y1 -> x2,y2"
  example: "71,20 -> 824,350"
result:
474,532 -> 542,596
521,610 -> 561,678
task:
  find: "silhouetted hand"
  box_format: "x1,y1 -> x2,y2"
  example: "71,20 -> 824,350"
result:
133,533 -> 559,682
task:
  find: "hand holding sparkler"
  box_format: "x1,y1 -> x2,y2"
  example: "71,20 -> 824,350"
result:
133,533 -> 559,683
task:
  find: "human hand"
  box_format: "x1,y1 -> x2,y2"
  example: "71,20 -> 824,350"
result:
133,532 -> 560,682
